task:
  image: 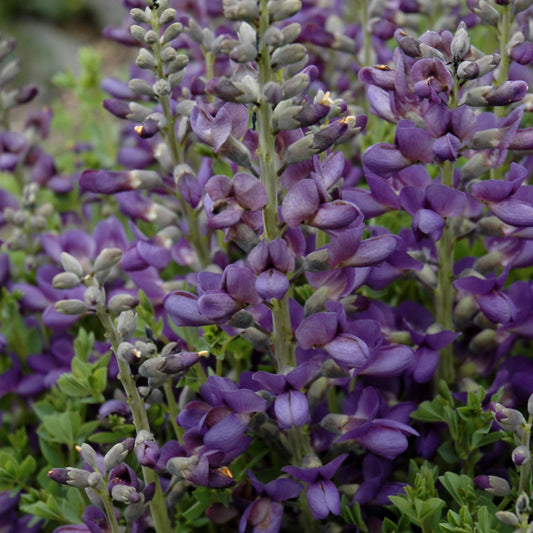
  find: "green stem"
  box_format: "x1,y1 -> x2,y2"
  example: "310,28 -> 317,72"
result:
149,9 -> 211,269
518,421 -> 531,495
163,380 -> 183,442
298,489 -> 321,533
97,309 -> 172,533
99,484 -> 122,533
495,4 -> 511,87
434,160 -> 455,386
255,0 -> 296,369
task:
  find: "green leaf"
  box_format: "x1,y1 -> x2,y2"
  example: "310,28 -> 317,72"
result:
411,399 -> 445,423
382,517 -> 399,533
419,498 -> 445,520
57,374 -> 91,398
389,496 -> 419,524
438,440 -> 460,464
18,456 -> 37,481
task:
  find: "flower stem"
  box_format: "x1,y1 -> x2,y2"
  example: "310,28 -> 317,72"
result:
97,308 -> 172,533
434,160 -> 455,386
255,0 -> 295,369
149,8 -> 211,269
99,488 -> 121,533
495,4 -> 511,87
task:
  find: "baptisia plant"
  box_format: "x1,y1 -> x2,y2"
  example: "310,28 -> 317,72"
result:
2,0 -> 533,532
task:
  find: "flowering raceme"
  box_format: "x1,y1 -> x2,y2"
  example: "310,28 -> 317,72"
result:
3,0 -> 533,532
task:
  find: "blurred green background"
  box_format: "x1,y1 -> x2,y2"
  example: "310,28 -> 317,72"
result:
0,0 -> 127,100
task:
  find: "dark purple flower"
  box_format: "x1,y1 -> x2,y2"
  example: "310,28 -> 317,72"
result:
282,454 -> 347,520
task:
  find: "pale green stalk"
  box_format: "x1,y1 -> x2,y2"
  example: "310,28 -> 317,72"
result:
96,308 -> 172,533
255,0 -> 295,369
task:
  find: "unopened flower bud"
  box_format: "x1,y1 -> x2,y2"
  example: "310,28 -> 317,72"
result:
321,413 -> 350,434
451,21 -> 470,62
112,484 -> 140,504
527,392 -> 533,415
160,46 -> 177,63
48,467 -> 96,488
135,341 -> 158,358
512,445 -> 530,466
153,79 -> 171,97
159,8 -> 176,25
130,25 -> 147,42
469,0 -> 499,25
107,293 -> 140,313
55,299 -> 89,315
129,78 -> 155,96
267,0 -> 302,21
136,48 -> 156,70
491,403 -> 526,433
117,311 -> 137,340
117,342 -> 142,364
223,0 -> 259,20
95,248 -> 123,272
104,438 -> 135,471
395,30 -> 421,58
0,59 -> 21,87
162,23 -> 183,44
495,511 -> 519,526
457,61 -> 480,80
79,443 -> 98,470
167,456 -> 198,479
303,249 -> 330,272
167,54 -> 189,73
227,309 -> 255,328
144,30 -> 159,45
468,329 -> 497,353
53,272 -> 80,290
271,44 -> 307,69
281,22 -> 301,43
474,475 -> 511,497
516,492 -> 531,514
130,7 -> 151,23
61,252 -> 84,277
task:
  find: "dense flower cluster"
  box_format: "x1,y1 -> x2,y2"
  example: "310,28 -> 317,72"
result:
2,0 -> 533,531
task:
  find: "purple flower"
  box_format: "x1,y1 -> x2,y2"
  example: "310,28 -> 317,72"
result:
283,454 -> 347,520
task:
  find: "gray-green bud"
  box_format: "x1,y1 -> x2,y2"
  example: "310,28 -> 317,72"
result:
159,8 -> 176,25
130,7 -> 151,23
53,272 -> 81,290
451,21 -> 470,63
281,23 -> 301,43
61,252 -> 84,277
95,248 -> 123,272
161,23 -> 183,44
144,30 -> 159,45
117,342 -> 141,364
160,46 -> 177,63
153,79 -> 171,96
267,0 -> 302,21
84,286 -> 105,307
271,44 -> 307,69
222,0 -> 259,21
130,25 -> 147,43
129,78 -> 155,97
111,484 -> 140,504
494,511 -> 519,526
55,299 -> 89,315
0,59 -> 21,87
107,293 -> 140,314
117,310 -> 138,340
104,438 -> 135,471
167,54 -> 189,74
136,48 -> 156,70
80,443 -> 99,470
